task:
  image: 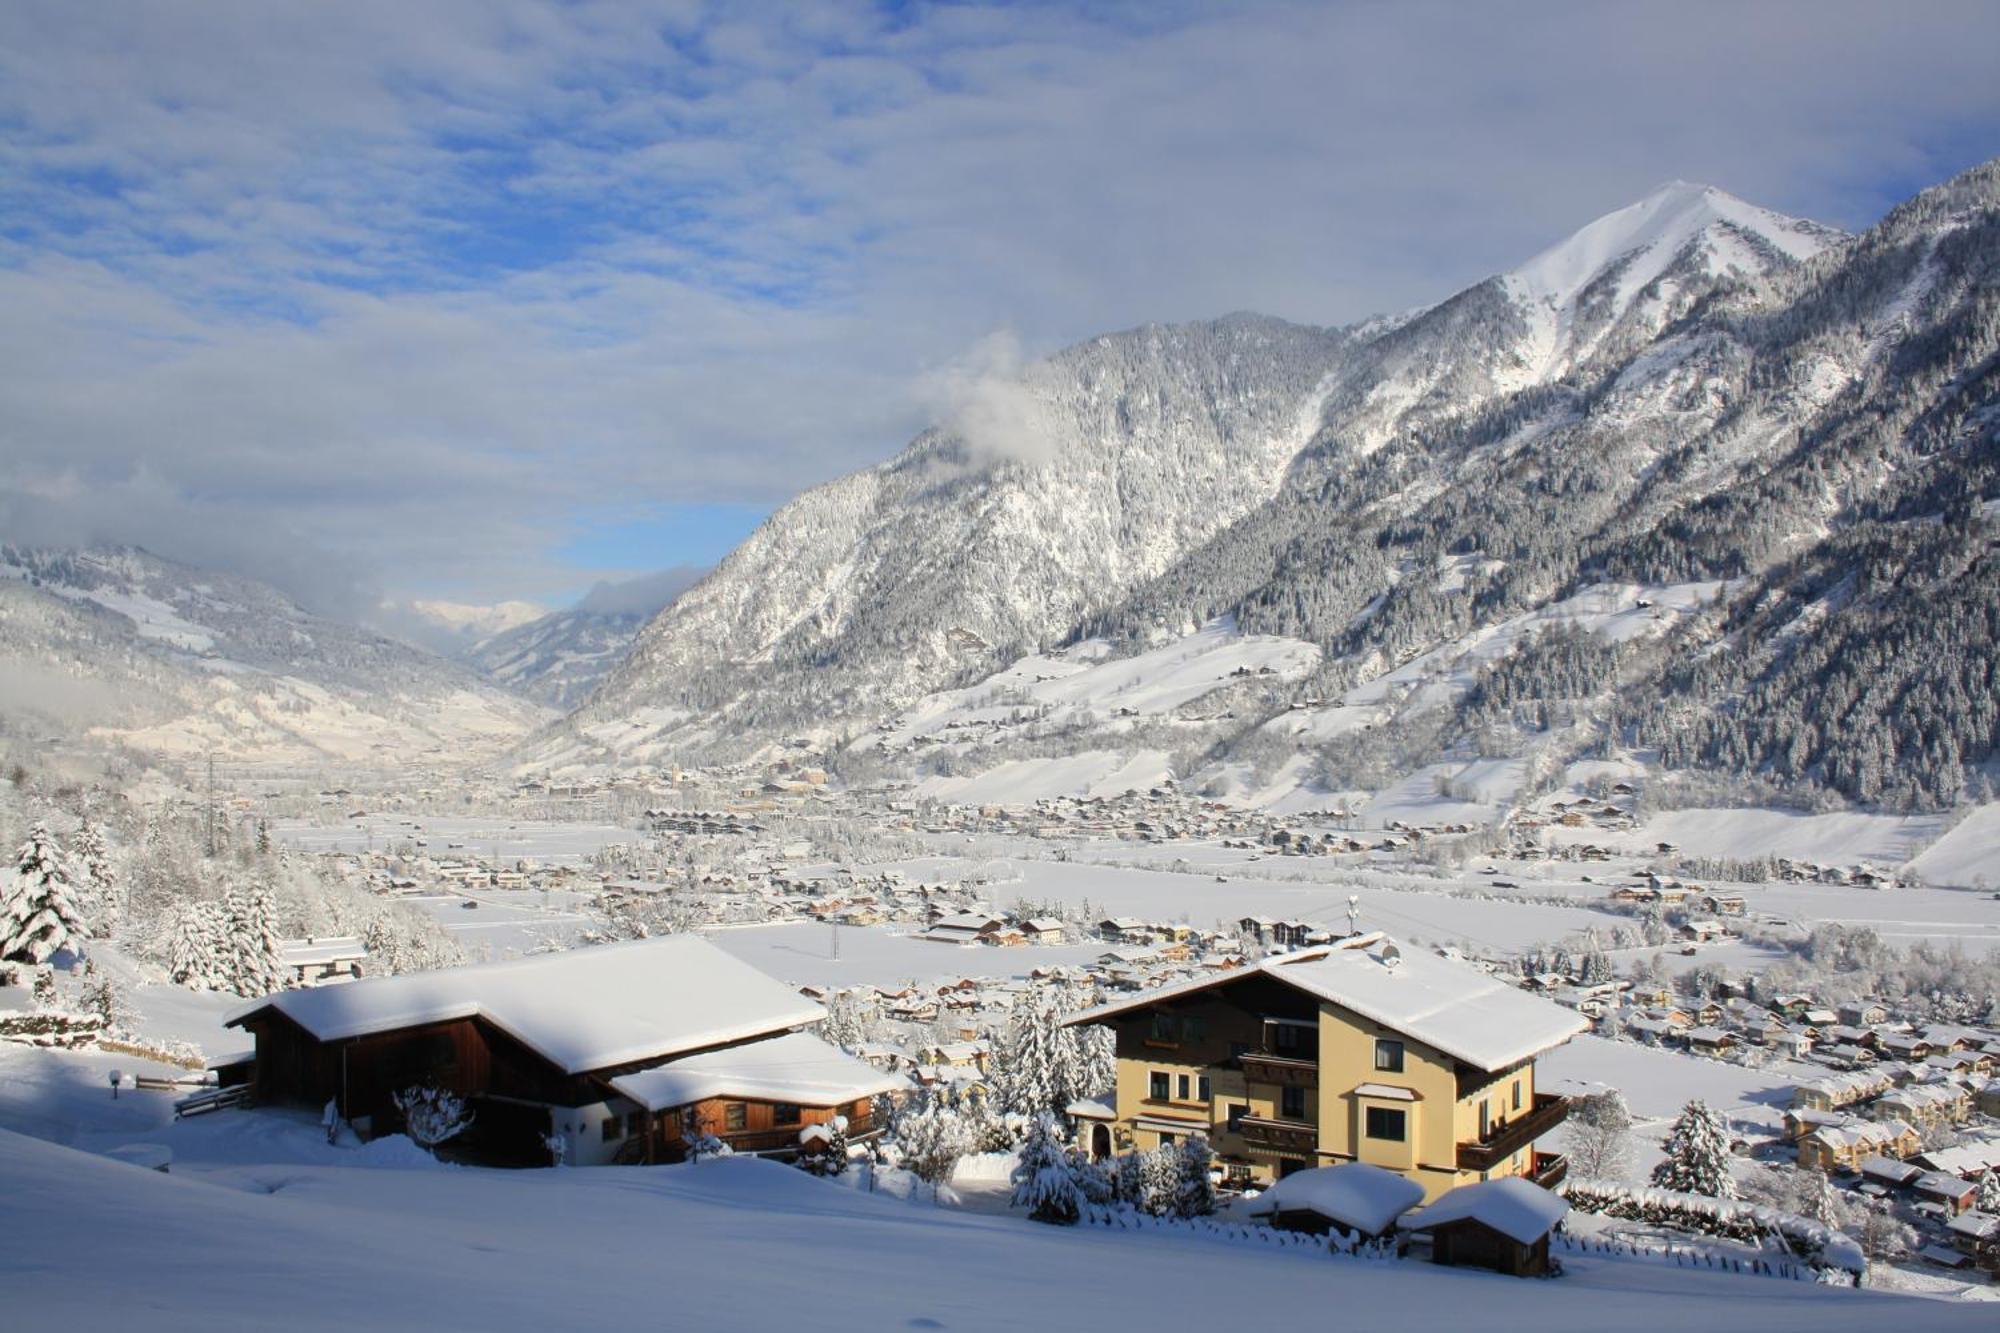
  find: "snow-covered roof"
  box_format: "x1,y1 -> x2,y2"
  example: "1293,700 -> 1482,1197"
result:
228,936 -> 825,1076
1069,934 -> 1587,1072
279,937 -> 367,966
1403,1176 -> 1567,1244
608,1031 -> 903,1112
1244,1163 -> 1424,1236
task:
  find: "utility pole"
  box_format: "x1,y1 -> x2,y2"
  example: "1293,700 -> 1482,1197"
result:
206,752 -> 218,858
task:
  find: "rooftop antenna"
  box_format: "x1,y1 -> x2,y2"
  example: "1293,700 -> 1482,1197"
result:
1346,894 -> 1360,937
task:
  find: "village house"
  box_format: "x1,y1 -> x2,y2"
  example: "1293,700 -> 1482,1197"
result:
226,936 -> 899,1167
1064,933 -> 1586,1201
1796,1118 -> 1920,1172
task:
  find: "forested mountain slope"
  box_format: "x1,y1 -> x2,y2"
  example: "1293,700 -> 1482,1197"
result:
533,162 -> 2000,814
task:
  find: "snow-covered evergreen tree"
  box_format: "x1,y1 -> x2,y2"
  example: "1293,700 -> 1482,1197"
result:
73,819 -> 118,935
1651,1099 -> 1738,1199
223,883 -> 284,997
1171,1134 -> 1216,1218
3,822 -> 86,965
168,899 -> 230,990
1010,1112 -> 1082,1224
817,988 -> 867,1050
1977,1167 -> 2000,1214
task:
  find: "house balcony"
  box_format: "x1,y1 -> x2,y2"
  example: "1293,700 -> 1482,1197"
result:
1236,1115 -> 1319,1156
1528,1151 -> 1568,1190
1455,1093 -> 1569,1173
1239,1052 -> 1318,1089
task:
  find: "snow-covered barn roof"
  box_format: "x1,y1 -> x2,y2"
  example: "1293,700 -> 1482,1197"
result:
1244,1162 -> 1424,1236
1402,1177 -> 1567,1244
1067,933 -> 1587,1073
608,1031 -> 904,1112
227,936 -> 825,1076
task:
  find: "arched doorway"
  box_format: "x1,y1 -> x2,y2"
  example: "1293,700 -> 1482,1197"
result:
1091,1124 -> 1112,1161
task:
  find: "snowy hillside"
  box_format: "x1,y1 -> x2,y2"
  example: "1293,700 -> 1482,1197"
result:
465,606 -> 652,709
5,1124 -> 1987,1333
0,546 -> 548,768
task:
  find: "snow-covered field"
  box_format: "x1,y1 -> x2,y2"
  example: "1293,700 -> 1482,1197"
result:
705,920 -> 1107,989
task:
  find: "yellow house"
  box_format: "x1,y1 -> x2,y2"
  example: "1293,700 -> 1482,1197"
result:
1067,933 -> 1587,1202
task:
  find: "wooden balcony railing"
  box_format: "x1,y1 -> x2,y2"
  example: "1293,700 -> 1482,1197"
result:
1529,1151 -> 1568,1190
1455,1093 -> 1568,1172
1236,1115 -> 1318,1156
1239,1052 -> 1318,1089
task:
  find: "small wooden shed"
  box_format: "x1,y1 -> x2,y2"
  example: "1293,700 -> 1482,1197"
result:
1404,1177 -> 1567,1278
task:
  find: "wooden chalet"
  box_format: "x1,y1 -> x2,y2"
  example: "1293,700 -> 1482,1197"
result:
227,936 -> 900,1166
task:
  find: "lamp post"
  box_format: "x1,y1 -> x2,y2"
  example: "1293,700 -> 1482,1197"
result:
108,1068 -> 124,1100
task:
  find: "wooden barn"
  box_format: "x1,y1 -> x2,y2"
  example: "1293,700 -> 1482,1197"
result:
1404,1177 -> 1568,1277
227,936 -> 900,1166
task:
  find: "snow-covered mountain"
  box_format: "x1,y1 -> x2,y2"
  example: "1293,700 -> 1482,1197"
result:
0,546 -> 549,768
467,606 -> 651,710
527,173 -> 1869,776
463,569 -> 703,708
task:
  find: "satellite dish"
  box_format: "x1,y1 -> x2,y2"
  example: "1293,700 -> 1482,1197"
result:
1380,943 -> 1403,970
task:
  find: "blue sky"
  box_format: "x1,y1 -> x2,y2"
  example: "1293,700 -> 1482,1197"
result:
1,1 -> 1997,618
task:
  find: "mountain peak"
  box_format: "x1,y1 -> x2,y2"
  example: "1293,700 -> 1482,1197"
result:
1504,180 -> 1839,314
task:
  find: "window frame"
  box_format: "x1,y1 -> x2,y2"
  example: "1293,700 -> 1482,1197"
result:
1150,1070 -> 1171,1101
1364,1106 -> 1407,1142
1373,1038 -> 1405,1073
1280,1085 -> 1307,1120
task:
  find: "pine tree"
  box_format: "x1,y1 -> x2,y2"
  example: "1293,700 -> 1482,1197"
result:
1010,1112 -> 1082,1224
1977,1168 -> 2000,1214
222,883 -> 284,997
1651,1099 -> 1738,1199
73,820 -> 117,934
168,900 -> 229,990
1171,1134 -> 1216,1218
3,822 -> 87,965
1139,1143 -> 1180,1216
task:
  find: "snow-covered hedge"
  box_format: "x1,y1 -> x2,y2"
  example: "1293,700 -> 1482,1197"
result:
1563,1179 -> 1864,1279
0,1009 -> 105,1048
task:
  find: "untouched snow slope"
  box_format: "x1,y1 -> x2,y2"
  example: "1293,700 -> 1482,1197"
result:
2,1126 -> 1984,1331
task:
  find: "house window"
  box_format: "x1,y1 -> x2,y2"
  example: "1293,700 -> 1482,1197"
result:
1177,1074 -> 1191,1101
1180,1016 -> 1207,1042
1280,1085 -> 1307,1120
1374,1039 -> 1404,1073
1150,1071 -> 1171,1100
1365,1107 -> 1407,1142
1158,1132 -> 1176,1148
1150,1012 -> 1178,1042
1197,1075 -> 1211,1103
628,1112 -> 646,1138
773,1103 -> 801,1127
1512,1081 -> 1522,1111
1227,1103 -> 1248,1131
602,1116 -> 622,1143
1273,1023 -> 1304,1054
724,1103 -> 747,1132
